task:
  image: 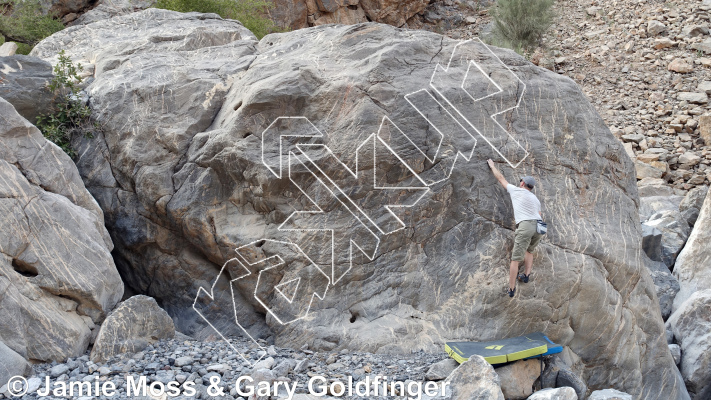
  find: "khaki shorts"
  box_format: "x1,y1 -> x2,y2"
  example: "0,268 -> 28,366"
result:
511,220 -> 542,262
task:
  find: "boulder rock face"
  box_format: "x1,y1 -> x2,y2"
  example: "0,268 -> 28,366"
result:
639,195 -> 689,267
0,97 -> 122,363
0,341 -> 32,387
90,295 -> 175,363
672,186 -> 711,312
678,185 -> 708,227
32,13 -> 687,398
0,55 -> 55,123
666,290 -> 711,400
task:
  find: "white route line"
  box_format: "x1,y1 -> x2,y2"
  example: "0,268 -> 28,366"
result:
429,37 -> 528,169
280,151 -> 381,285
192,257 -> 266,367
196,38 -> 528,351
262,116 -> 323,179
400,89 -> 478,185
294,132 -> 429,235
233,239 -> 330,325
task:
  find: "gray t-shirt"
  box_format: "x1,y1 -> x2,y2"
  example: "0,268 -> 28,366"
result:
506,184 -> 542,224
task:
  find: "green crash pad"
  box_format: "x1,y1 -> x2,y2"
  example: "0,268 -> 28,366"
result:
445,332 -> 555,365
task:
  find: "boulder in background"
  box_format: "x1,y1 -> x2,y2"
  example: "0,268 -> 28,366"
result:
90,295 -> 175,363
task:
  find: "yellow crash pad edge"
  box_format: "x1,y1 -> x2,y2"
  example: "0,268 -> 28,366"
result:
444,342 -> 547,365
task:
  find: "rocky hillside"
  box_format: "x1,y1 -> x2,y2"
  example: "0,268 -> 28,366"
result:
444,0 -> 711,196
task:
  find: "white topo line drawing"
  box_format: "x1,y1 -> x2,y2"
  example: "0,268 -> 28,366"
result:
194,38 -> 527,362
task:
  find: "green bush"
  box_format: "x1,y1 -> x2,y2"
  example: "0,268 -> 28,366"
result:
36,50 -> 94,157
488,0 -> 555,54
0,0 -> 64,54
153,0 -> 280,39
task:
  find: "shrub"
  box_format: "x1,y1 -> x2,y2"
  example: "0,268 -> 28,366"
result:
488,0 -> 555,54
36,50 -> 95,157
0,0 -> 64,54
153,0 -> 280,39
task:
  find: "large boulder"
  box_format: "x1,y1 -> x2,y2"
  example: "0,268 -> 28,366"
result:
32,13 -> 687,398
495,359 -> 540,400
0,97 -> 122,364
0,55 -> 55,123
90,295 -> 175,363
672,186 -> 711,312
0,341 -> 32,388
641,224 -> 663,261
678,185 -> 708,227
666,290 -> 711,400
639,196 -> 689,267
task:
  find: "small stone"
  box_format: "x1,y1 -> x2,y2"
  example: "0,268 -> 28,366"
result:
654,38 -> 675,49
624,41 -> 634,53
679,152 -> 701,166
206,364 -> 231,373
589,388 -> 633,399
267,345 -> 277,356
50,364 -> 70,378
668,59 -> 694,73
699,115 -> 711,146
26,377 -> 42,393
497,359 -> 540,399
425,358 -> 458,381
677,92 -> 708,104
252,356 -> 275,370
174,356 -> 193,367
623,142 -> 635,159
682,25 -> 710,37
622,133 -> 644,143
527,387 -> 578,400
692,39 -> 711,54
637,154 -> 660,163
636,160 -> 665,179
327,362 -> 344,371
647,20 -> 667,36
586,6 -> 602,16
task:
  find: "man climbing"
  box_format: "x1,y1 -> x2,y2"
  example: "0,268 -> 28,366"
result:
487,159 -> 543,298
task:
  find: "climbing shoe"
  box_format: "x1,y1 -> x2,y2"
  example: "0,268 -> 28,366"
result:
517,273 -> 529,283
506,287 -> 516,297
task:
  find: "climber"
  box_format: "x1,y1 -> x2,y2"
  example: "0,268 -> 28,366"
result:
487,159 -> 543,298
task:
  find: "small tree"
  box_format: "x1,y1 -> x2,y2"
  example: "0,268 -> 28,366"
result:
153,0 -> 280,39
36,50 -> 94,157
488,0 -> 555,54
0,0 -> 64,54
